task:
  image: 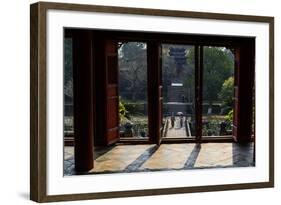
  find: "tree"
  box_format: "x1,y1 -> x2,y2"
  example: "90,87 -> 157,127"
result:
187,47 -> 234,111
118,42 -> 147,101
219,76 -> 234,113
64,38 -> 73,102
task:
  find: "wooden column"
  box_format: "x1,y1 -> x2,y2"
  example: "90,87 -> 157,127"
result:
195,45 -> 203,142
147,41 -> 162,145
73,30 -> 94,172
233,40 -> 255,143
93,34 -> 106,146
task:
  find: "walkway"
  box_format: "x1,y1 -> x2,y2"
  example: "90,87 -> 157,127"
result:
165,116 -> 191,138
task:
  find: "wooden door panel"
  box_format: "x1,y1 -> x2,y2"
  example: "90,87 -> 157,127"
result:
233,42 -> 255,143
107,128 -> 119,142
104,40 -> 119,145
233,85 -> 239,141
107,97 -> 119,129
107,85 -> 118,96
195,45 -> 203,142
158,86 -> 163,143
233,48 -> 240,142
157,45 -> 163,145
106,55 -> 118,84
147,42 -> 162,144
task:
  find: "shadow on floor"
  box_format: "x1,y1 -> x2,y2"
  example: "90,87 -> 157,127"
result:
184,143 -> 201,168
232,142 -> 255,167
124,145 -> 159,172
64,142 -> 255,175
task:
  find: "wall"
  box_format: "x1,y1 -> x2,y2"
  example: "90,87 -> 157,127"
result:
0,0 -> 279,204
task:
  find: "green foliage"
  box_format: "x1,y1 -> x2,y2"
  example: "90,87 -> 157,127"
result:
219,76 -> 234,111
119,98 -> 148,137
202,119 -> 221,136
129,116 -> 148,133
226,109 -> 233,122
119,98 -> 128,122
123,101 -> 146,116
203,47 -> 234,104
188,47 -> 234,105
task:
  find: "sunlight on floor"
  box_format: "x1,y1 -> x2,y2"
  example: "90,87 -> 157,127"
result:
64,143 -> 254,175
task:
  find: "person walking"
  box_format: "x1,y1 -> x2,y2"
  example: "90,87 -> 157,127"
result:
179,113 -> 183,128
171,112 -> 175,128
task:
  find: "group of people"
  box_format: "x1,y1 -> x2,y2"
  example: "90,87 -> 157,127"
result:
170,112 -> 184,128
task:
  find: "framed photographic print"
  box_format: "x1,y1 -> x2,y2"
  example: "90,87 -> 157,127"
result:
30,1 -> 274,202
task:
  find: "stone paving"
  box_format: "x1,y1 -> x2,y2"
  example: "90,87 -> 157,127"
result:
64,142 -> 254,175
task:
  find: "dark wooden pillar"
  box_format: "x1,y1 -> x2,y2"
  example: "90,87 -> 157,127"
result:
233,40 -> 255,143
73,30 -> 94,172
195,45 -> 203,142
93,34 -> 106,146
147,41 -> 162,145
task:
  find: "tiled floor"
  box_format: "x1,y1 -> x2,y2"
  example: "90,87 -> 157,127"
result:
64,142 -> 254,175
140,144 -> 195,170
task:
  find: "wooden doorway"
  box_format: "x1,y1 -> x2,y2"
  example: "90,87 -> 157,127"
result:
64,29 -> 255,172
